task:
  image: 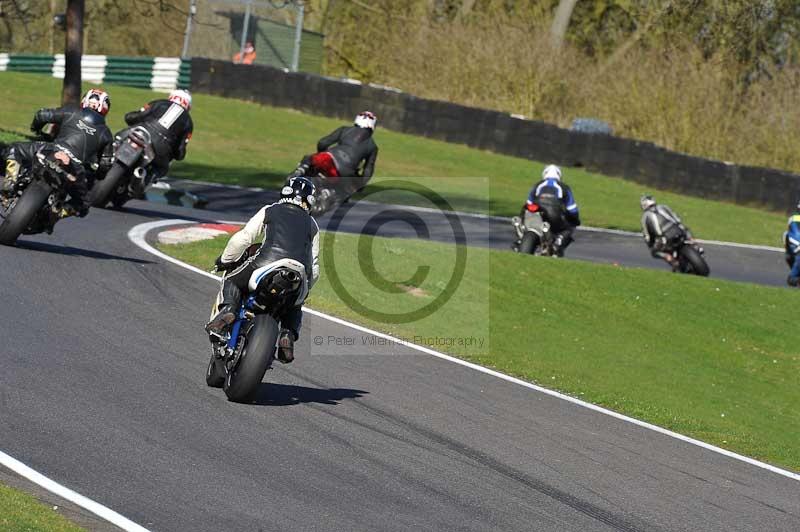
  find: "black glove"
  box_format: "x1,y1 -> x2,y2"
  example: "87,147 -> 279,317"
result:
214,254 -> 228,272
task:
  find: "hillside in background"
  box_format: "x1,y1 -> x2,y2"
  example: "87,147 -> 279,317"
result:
4,1 -> 800,173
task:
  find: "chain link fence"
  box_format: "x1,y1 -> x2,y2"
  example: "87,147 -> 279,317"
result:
182,0 -> 324,73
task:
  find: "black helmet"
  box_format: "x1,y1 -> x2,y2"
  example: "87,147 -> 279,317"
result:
280,176 -> 316,211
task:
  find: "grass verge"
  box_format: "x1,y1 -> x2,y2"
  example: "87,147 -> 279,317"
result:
159,231 -> 800,472
0,482 -> 85,531
0,71 -> 790,246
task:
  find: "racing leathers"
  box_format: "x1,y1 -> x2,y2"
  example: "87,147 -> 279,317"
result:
4,106 -> 112,216
295,125 -> 378,195
210,201 -> 320,360
784,213 -> 800,286
122,99 -> 193,182
641,203 -> 690,267
520,177 -> 581,255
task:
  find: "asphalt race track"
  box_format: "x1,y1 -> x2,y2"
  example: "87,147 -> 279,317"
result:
166,178 -> 789,288
1,198 -> 798,531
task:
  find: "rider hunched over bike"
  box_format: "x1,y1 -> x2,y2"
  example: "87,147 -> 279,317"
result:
120,89 -> 193,185
516,164 -> 581,256
3,89 -> 113,217
784,201 -> 800,286
206,177 -> 320,364
640,195 -> 692,270
291,111 -> 379,202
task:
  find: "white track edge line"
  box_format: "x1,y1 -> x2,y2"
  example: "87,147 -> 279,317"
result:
0,450 -> 150,532
166,178 -> 784,252
130,219 -> 800,483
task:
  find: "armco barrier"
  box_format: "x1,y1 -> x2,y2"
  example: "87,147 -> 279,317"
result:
191,57 -> 800,212
0,53 -> 189,91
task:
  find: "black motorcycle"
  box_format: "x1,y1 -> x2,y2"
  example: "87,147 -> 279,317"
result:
90,126 -> 155,208
0,146 -> 84,245
664,233 -> 710,276
206,258 -> 308,402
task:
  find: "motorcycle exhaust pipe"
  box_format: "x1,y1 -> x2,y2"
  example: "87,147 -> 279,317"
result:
133,167 -> 147,180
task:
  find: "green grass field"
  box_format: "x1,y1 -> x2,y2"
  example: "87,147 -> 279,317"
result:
0,71 -> 790,246
0,483 -> 85,531
160,232 -> 800,472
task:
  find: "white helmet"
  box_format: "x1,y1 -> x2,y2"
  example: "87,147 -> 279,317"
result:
81,88 -> 111,116
542,164 -> 562,181
640,195 -> 656,211
169,89 -> 192,111
354,111 -> 377,130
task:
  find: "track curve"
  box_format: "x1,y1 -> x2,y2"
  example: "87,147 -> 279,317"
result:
164,179 -> 789,288
0,201 -> 797,531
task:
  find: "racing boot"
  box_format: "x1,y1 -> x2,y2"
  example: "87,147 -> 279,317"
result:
276,328 -> 297,364
205,304 -> 236,337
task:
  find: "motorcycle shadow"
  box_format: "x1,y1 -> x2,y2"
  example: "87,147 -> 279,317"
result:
15,240 -> 155,264
250,382 -> 368,407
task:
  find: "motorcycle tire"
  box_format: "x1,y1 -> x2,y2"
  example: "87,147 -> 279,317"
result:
519,232 -> 540,255
205,347 -> 226,388
679,245 -> 710,277
223,314 -> 279,403
0,181 -> 51,245
89,162 -> 128,208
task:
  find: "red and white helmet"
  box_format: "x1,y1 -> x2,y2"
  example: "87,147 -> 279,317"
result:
169,89 -> 192,111
354,111 -> 377,130
81,89 -> 110,116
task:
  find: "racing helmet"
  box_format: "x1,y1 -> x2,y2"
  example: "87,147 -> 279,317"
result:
354,111 -> 377,130
280,176 -> 316,211
542,164 -> 562,181
169,89 -> 192,111
81,89 -> 111,116
640,194 -> 656,211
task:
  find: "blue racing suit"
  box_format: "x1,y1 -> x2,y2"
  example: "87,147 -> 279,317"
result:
785,213 -> 800,285
521,178 -> 580,254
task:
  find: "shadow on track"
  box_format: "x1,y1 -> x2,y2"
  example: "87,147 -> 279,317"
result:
15,240 -> 154,264
250,382 -> 368,406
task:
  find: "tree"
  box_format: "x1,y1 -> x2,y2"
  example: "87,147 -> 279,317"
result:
62,0 -> 85,107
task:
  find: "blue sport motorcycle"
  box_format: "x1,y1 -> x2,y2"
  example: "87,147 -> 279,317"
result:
206,258 -> 308,402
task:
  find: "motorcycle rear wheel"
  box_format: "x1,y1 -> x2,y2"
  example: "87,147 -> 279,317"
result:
679,245 -> 710,276
519,232 -> 540,255
89,162 -> 128,208
223,314 -> 279,402
0,181 -> 51,245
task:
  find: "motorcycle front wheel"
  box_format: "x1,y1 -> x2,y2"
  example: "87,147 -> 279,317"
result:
89,162 -> 128,208
223,314 -> 279,403
679,245 -> 710,277
0,181 -> 51,245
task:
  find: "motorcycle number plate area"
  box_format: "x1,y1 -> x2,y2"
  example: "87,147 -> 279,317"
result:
116,142 -> 142,166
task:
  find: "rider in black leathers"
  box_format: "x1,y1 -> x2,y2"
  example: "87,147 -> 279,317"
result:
206,177 -> 320,364
3,89 -> 113,216
292,111 -> 378,197
121,89 -> 193,184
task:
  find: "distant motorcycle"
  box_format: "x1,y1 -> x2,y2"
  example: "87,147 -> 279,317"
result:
89,126 -> 155,208
0,146 -> 85,245
292,165 -> 364,217
206,257 -> 309,402
658,232 -> 710,276
512,206 -> 563,257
